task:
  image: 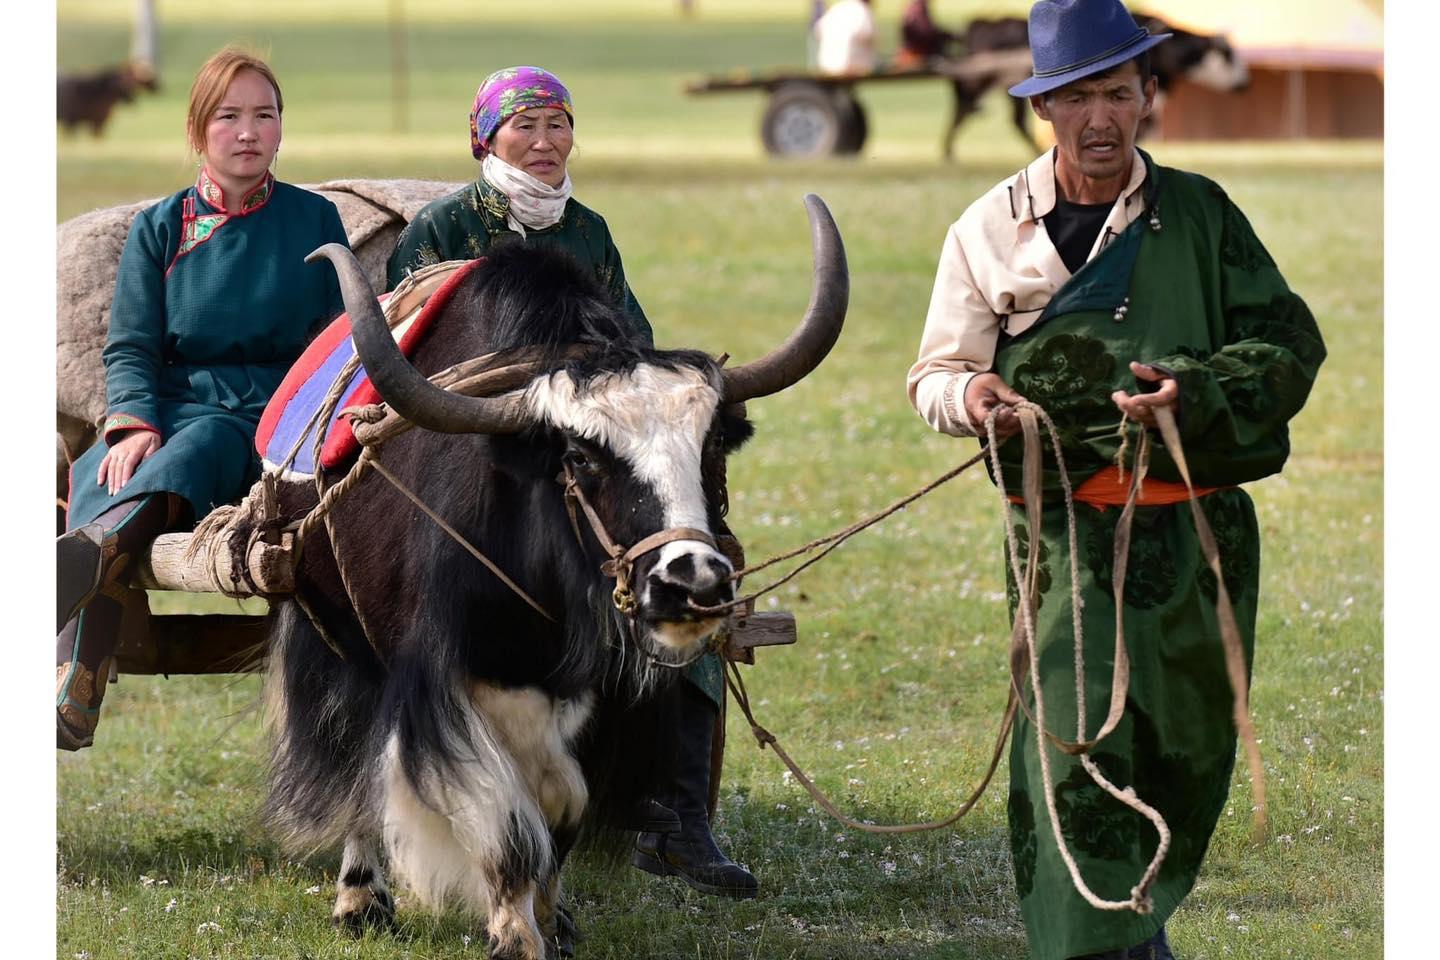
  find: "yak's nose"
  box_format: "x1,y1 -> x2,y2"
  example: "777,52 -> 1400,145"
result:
652,550 -> 734,612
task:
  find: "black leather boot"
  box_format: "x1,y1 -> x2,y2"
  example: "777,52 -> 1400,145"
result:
632,687 -> 758,899
57,494 -> 186,750
614,798 -> 682,834
57,523 -> 109,634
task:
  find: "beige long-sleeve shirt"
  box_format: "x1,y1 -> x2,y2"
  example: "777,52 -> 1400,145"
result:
907,148 -> 1151,437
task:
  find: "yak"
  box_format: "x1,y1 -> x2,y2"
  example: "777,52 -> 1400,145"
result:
255,195 -> 847,959
57,60 -> 158,136
941,13 -> 1250,160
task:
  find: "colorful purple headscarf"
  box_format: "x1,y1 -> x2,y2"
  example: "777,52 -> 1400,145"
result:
469,66 -> 574,159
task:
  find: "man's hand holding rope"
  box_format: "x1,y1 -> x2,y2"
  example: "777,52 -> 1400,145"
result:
1111,361 -> 1178,427
964,372 -> 1027,438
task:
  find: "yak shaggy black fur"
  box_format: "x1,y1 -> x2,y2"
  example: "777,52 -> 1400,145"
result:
259,243 -> 752,946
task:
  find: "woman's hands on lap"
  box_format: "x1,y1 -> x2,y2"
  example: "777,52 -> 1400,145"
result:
98,430 -> 161,496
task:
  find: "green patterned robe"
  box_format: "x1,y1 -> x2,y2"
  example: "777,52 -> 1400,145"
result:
67,177 -> 348,530
386,178 -> 651,344
992,153 -> 1325,959
385,177 -> 726,705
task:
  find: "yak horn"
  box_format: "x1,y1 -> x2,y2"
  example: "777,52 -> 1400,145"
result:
305,244 -> 533,435
721,194 -> 849,403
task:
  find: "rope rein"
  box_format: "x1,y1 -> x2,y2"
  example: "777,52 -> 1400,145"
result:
687,447 -> 992,618
988,403 -> 1168,915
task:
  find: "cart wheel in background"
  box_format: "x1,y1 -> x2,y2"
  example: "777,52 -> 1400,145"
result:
761,81 -> 848,157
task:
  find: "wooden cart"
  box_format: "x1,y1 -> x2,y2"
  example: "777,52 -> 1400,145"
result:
685,50 -> 1032,157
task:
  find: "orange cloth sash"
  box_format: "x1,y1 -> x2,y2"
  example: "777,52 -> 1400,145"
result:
1008,465 -> 1221,509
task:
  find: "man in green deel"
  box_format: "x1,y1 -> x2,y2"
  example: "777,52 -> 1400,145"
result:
907,1 -> 1326,957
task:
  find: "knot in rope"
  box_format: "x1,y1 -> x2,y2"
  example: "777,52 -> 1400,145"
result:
341,403 -> 387,425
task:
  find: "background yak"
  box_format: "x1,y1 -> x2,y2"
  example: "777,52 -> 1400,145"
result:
941,13 -> 1250,159
56,60 -> 159,136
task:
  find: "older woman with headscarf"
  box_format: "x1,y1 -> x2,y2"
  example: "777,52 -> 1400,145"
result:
386,67 -> 647,341
385,67 -> 757,900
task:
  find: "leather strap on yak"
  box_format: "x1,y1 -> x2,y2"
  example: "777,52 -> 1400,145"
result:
560,462 -> 715,615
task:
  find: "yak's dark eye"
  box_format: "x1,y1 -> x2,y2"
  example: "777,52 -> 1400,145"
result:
564,442 -> 602,475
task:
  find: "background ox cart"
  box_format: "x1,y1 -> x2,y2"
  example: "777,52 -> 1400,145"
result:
685,49 -> 1032,158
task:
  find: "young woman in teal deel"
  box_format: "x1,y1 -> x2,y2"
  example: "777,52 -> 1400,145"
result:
56,49 -> 348,751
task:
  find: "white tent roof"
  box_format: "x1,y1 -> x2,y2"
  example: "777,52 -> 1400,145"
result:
1143,0 -> 1383,71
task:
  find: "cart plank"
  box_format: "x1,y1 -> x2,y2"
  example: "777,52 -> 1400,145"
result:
686,51 -> 1033,94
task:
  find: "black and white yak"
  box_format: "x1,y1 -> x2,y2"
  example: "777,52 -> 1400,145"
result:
259,195 -> 847,959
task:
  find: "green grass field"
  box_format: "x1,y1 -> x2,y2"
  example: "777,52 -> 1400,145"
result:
57,3 -> 1382,958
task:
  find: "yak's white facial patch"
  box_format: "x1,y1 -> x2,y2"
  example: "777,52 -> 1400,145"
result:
528,364 -> 735,643
527,364 -> 720,534
1187,48 -> 1249,91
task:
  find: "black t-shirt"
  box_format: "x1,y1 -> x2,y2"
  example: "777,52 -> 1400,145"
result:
1043,196 -> 1112,274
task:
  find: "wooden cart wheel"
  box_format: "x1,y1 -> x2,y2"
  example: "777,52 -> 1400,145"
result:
761,81 -> 846,157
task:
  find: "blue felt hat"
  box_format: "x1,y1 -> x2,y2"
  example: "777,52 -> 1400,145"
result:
1008,0 -> 1170,98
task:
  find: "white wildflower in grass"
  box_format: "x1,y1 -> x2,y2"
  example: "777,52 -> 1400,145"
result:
196,922 -> 223,934
881,860 -> 897,876
462,934 -> 472,947
165,898 -> 178,913
305,885 -> 322,895
837,851 -> 850,859
1226,911 -> 1241,923
140,875 -> 155,887
74,953 -> 91,960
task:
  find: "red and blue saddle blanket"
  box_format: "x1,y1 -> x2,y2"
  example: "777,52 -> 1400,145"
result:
255,259 -> 481,478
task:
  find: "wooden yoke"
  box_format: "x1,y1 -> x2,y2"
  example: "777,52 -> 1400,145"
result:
134,531 -> 295,595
